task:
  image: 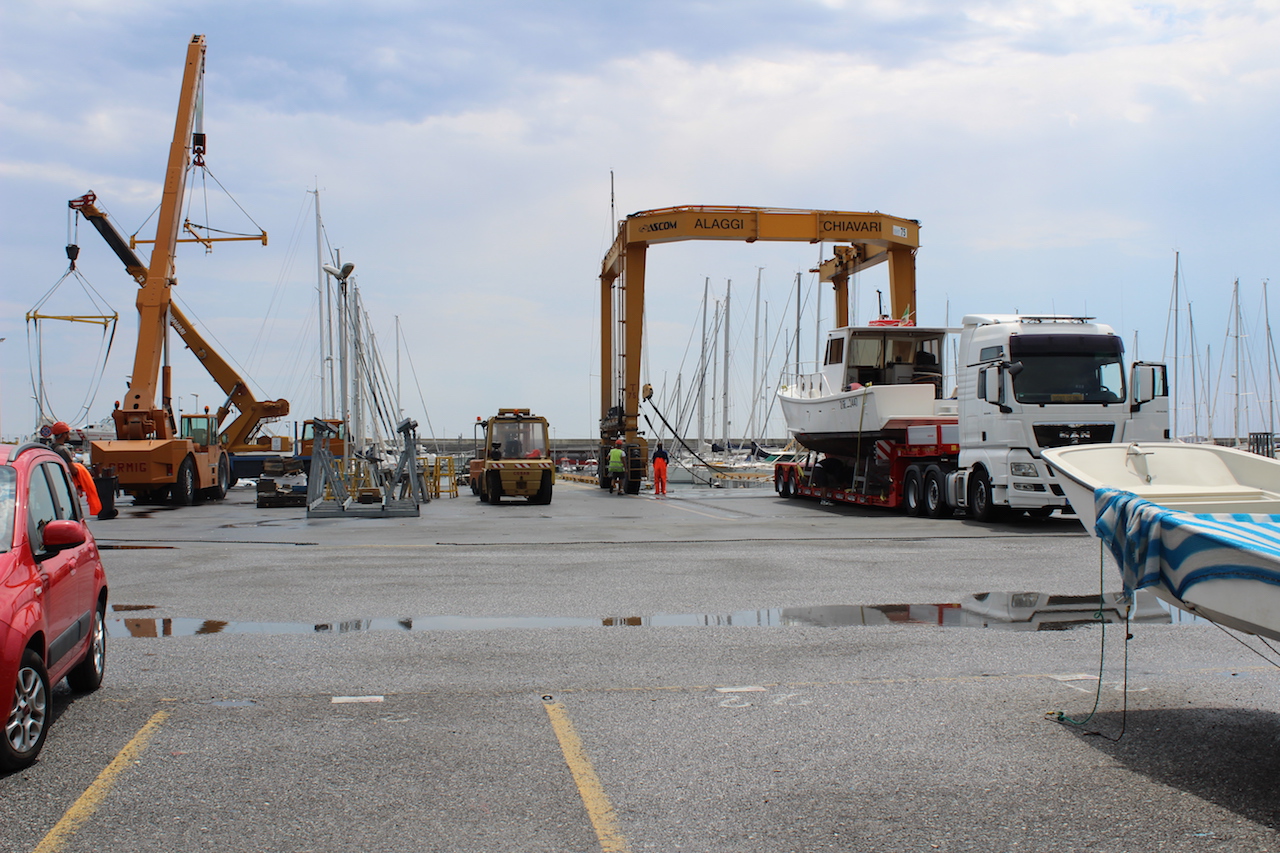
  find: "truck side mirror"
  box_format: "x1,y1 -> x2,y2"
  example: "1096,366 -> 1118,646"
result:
977,366 -> 992,402
1131,362 -> 1167,407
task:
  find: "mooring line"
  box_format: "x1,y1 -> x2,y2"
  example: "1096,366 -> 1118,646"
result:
542,697 -> 631,853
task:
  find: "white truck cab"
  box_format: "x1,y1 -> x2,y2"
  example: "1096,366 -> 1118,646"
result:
951,314 -> 1169,520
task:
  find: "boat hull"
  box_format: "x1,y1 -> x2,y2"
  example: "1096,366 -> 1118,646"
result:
1044,442 -> 1280,641
777,383 -> 952,457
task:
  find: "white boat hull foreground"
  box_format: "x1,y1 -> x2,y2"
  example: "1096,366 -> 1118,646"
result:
1044,442 -> 1280,641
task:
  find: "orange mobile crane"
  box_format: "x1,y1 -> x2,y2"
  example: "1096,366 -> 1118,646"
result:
86,35 -> 289,505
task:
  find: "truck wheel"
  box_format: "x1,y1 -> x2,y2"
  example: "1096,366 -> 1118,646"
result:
967,468 -> 1001,523
924,468 -> 949,518
903,467 -> 923,517
531,472 -> 553,505
171,458 -> 196,506
487,472 -> 503,505
206,454 -> 230,501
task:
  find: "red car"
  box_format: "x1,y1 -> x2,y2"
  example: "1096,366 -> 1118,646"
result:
1,442 -> 108,771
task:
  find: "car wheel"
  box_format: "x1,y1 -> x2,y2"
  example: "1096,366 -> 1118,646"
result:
903,467 -> 923,517
2,649 -> 50,771
67,603 -> 107,693
924,468 -> 950,519
171,458 -> 196,506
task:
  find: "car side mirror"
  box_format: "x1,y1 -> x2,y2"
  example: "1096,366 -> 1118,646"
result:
41,519 -> 87,553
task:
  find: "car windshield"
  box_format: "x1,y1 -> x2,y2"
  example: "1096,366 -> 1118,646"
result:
0,468 -> 14,553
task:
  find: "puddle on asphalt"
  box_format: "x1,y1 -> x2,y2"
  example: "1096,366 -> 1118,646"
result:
106,590 -> 1173,637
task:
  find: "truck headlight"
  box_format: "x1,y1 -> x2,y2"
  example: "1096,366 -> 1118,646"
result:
1010,462 -> 1039,478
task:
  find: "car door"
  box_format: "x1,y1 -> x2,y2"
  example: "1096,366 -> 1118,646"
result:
43,461 -> 96,618
26,461 -> 86,671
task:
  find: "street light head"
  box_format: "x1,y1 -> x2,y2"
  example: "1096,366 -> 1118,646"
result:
323,262 -> 356,280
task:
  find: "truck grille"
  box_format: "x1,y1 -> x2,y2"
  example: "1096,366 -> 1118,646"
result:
1033,423 -> 1115,448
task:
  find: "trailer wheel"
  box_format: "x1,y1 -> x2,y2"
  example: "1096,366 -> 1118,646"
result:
924,468 -> 949,518
967,468 -> 1002,522
903,467 -> 923,517
775,469 -> 790,497
171,458 -> 196,506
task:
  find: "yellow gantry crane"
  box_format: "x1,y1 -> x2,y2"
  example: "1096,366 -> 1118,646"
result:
598,205 -> 920,492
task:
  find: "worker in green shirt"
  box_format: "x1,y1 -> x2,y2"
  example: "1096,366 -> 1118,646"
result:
607,439 -> 626,494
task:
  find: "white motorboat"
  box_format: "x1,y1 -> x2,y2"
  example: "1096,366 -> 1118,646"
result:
777,323 -> 956,456
1043,442 -> 1280,641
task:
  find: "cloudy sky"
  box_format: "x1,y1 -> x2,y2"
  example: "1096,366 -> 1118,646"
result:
3,0 -> 1278,445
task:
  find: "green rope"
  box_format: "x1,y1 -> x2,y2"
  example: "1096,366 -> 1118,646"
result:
1048,539 -> 1130,741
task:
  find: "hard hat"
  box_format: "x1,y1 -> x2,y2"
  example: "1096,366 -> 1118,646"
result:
615,438 -> 623,445
51,421 -> 71,436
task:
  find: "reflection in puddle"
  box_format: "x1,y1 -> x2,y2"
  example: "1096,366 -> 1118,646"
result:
107,590 -> 1170,638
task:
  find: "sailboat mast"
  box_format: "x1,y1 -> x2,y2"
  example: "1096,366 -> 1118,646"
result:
699,277 -> 708,450
1172,251 -> 1179,440
1233,278 -> 1242,445
794,272 -> 801,377
749,267 -> 761,442
1266,281 -> 1276,435
722,279 -> 731,449
314,187 -> 328,418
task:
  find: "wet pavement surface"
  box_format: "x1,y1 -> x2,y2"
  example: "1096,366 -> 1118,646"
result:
5,481 -> 1280,851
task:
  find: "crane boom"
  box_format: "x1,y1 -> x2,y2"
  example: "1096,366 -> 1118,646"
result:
114,34 -> 206,441
69,193 -> 290,452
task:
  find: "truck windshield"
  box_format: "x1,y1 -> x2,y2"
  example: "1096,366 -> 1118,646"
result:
492,422 -> 548,458
1009,334 -> 1125,404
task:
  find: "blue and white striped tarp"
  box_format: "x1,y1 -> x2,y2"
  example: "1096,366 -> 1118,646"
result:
1094,487 -> 1280,600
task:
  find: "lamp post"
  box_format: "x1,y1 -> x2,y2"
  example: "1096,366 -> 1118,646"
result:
322,260 -> 355,474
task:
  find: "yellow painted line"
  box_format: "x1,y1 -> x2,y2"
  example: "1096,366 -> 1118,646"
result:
542,700 -> 631,853
34,710 -> 170,853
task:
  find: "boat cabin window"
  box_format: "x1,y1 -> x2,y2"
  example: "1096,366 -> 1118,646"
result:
839,330 -> 947,397
824,337 -> 844,367
1009,334 -> 1125,404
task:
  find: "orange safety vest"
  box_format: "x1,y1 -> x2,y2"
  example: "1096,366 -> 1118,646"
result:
71,462 -> 102,515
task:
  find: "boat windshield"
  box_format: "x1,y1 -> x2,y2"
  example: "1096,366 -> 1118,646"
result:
1009,334 -> 1125,404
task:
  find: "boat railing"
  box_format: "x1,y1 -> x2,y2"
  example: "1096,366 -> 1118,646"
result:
778,368 -> 834,399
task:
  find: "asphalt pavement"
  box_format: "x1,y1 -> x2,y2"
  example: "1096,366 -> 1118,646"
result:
4,480 -> 1280,852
